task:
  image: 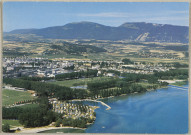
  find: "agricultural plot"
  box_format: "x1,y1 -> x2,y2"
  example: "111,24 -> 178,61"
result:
2,89 -> 35,106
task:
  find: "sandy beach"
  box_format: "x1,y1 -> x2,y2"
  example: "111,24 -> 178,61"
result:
158,79 -> 185,84
16,126 -> 85,133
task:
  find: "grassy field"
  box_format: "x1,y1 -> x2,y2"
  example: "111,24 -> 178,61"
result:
2,89 -> 35,106
136,82 -> 161,89
48,77 -> 110,87
2,120 -> 22,128
171,81 -> 188,86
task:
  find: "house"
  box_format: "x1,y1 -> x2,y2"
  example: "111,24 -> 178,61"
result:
106,73 -> 115,77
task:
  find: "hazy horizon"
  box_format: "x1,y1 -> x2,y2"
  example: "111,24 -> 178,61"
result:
3,2 -> 189,32
4,21 -> 189,33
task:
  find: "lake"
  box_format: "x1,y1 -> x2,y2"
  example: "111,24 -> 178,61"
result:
41,84 -> 188,133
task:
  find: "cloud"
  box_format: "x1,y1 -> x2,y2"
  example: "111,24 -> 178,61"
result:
75,10 -> 188,19
145,16 -> 188,21
56,10 -> 189,26
77,12 -> 133,18
167,10 -> 189,14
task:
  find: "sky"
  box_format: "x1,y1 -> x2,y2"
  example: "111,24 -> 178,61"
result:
3,2 -> 189,32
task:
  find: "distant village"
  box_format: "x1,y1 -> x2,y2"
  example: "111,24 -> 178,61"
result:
3,56 -> 175,78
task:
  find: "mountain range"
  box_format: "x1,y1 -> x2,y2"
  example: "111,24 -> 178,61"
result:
7,21 -> 189,43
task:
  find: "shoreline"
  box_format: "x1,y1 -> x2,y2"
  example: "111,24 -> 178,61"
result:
16,126 -> 85,133
11,81 -> 186,133
159,79 -> 186,84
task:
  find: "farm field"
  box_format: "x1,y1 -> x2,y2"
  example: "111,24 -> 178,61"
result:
3,38 -> 188,64
129,57 -> 188,64
2,89 -> 35,106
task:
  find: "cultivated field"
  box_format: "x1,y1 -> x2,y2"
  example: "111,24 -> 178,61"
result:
2,89 -> 35,106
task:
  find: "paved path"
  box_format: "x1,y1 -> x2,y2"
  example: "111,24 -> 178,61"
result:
5,103 -> 33,108
73,99 -> 111,110
18,126 -> 84,133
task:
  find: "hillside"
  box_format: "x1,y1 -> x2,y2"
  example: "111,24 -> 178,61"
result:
45,42 -> 107,55
7,21 -> 189,43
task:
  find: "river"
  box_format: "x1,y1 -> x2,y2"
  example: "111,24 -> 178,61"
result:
40,83 -> 188,134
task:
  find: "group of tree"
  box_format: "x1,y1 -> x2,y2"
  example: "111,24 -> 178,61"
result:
87,79 -> 118,98
55,116 -> 95,128
2,123 -> 10,132
172,62 -> 188,68
3,78 -> 88,100
87,71 -> 173,98
63,65 -> 75,70
122,58 -> 133,64
55,70 -> 98,80
14,99 -> 36,105
87,79 -> 118,90
20,76 -> 54,81
3,97 -> 59,128
3,107 -> 23,119
4,69 -> 184,101
94,84 -> 147,98
154,69 -> 188,80
18,106 -> 57,127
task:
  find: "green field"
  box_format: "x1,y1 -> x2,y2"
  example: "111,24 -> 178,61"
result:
171,81 -> 187,86
2,89 -> 35,106
48,77 -> 110,87
136,82 -> 161,89
2,120 -> 22,128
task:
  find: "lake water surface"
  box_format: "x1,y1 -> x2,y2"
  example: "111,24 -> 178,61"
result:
42,84 -> 188,133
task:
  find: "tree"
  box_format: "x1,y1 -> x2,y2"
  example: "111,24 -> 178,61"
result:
2,123 -> 10,132
55,118 -> 62,127
18,106 -> 56,128
122,58 -> 133,64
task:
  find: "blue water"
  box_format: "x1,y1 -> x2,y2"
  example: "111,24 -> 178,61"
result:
85,84 -> 188,134
41,84 -> 188,133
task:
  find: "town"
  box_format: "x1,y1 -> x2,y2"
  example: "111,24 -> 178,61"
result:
3,56 -> 177,79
